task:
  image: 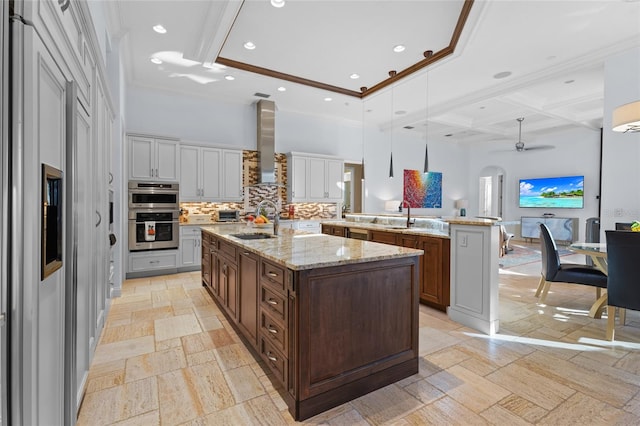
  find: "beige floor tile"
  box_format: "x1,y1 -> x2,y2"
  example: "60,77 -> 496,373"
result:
486,363 -> 575,410
186,349 -> 218,367
208,327 -> 236,348
243,394 -> 288,425
325,408 -> 369,426
131,306 -> 174,322
182,332 -> 216,355
193,304 -> 223,319
86,358 -> 126,381
418,326 -> 463,355
539,392 -> 640,425
498,394 -> 548,424
480,404 -> 533,425
350,384 -> 423,424
85,369 -> 125,393
520,351 -> 639,408
156,370 -> 202,424
125,346 -> 187,382
403,378 -> 445,404
198,315 -> 224,331
441,365 -> 511,412
92,335 -> 156,365
152,287 -> 188,303
223,365 -> 266,403
188,404 -> 254,426
154,313 -> 202,341
214,343 -> 256,371
100,320 -> 155,344
156,337 -> 183,351
403,395 -> 487,425
186,362 -> 236,414
112,410 -> 160,426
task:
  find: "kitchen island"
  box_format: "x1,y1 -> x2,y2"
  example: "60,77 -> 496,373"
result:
200,224 -> 422,421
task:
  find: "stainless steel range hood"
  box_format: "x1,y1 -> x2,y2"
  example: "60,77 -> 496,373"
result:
256,99 -> 277,184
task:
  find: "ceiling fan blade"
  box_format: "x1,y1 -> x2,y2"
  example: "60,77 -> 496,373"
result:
523,145 -> 554,151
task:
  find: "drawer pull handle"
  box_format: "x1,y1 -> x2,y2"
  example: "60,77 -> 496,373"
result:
266,352 -> 278,362
267,298 -> 278,306
267,271 -> 278,278
267,326 -> 278,334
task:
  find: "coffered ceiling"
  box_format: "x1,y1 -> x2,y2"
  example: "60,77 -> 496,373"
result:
105,0 -> 640,148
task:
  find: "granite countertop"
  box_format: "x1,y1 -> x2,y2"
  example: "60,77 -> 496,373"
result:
321,220 -> 450,239
200,224 -> 423,271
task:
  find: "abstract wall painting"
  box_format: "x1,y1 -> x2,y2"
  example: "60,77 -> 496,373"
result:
403,169 -> 442,208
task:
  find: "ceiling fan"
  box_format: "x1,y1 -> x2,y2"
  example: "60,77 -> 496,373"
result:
512,117 -> 554,152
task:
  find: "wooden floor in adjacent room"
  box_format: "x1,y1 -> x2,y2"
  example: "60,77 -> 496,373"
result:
77,245 -> 640,425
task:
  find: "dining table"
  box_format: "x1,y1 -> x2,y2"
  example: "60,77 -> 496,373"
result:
568,242 -> 608,319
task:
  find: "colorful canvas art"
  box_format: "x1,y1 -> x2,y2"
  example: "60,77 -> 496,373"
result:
403,169 -> 442,208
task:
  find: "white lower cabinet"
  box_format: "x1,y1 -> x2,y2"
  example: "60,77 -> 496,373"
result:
128,250 -> 178,274
180,226 -> 202,268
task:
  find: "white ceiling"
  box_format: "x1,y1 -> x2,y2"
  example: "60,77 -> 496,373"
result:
105,0 -> 640,149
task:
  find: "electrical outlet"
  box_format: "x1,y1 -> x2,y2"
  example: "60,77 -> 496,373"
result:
614,208 -> 623,217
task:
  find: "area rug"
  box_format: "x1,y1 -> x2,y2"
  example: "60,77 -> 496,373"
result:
499,243 -> 572,269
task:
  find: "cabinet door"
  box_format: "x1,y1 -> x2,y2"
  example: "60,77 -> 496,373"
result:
420,237 -> 443,306
180,236 -> 201,267
180,145 -> 200,201
290,156 -> 308,200
222,149 -> 243,200
308,157 -> 327,200
238,251 -> 259,347
129,136 -> 154,180
155,139 -> 179,181
325,159 -> 344,200
201,148 -> 221,200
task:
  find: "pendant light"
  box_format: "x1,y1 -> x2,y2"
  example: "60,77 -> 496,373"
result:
361,91 -> 366,180
389,80 -> 395,178
423,69 -> 429,174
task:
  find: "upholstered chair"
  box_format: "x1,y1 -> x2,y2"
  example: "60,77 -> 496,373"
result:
536,223 -> 607,303
604,230 -> 640,341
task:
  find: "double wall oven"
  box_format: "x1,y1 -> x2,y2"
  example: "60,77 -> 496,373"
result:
128,181 -> 180,251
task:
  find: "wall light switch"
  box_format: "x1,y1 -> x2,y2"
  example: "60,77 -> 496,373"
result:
460,235 -> 468,247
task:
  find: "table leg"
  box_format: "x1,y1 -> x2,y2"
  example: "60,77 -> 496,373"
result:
589,293 -> 608,319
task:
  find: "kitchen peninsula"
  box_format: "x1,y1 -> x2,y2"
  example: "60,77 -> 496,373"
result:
200,224 -> 423,421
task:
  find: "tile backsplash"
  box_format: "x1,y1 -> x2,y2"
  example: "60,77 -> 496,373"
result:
180,149 -> 338,221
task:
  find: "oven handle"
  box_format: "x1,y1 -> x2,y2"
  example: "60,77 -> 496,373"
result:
132,220 -> 180,225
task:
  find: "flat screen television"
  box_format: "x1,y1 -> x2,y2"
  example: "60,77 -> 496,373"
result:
519,175 -> 584,208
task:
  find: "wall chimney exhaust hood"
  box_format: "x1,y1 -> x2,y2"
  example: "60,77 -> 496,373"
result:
252,99 -> 283,186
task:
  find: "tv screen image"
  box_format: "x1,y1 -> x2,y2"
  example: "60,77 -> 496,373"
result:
519,175 -> 584,208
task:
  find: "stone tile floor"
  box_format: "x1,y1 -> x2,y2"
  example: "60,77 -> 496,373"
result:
77,248 -> 640,425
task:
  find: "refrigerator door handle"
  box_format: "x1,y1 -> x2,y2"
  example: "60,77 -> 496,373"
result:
96,211 -> 102,227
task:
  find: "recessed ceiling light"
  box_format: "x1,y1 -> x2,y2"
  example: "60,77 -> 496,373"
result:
445,134 -> 453,137
152,24 -> 167,34
244,41 -> 256,50
393,45 -> 406,53
271,0 -> 285,8
324,97 -> 332,102
564,79 -> 575,84
277,86 -> 286,92
493,71 -> 512,79
150,57 -> 162,64
395,110 -> 407,115
350,73 -> 360,79
225,75 -> 235,81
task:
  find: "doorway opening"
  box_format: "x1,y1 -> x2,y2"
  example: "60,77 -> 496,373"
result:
343,163 -> 363,215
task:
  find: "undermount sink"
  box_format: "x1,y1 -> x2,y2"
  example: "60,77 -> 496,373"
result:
230,233 -> 276,240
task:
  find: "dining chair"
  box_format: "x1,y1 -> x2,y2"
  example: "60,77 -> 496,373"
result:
536,223 -> 607,303
604,230 -> 640,341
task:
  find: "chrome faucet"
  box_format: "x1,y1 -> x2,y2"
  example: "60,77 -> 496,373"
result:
256,199 -> 280,236
401,200 -> 412,228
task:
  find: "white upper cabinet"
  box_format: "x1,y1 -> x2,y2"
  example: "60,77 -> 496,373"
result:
287,153 -> 344,202
129,135 -> 179,181
180,144 -> 242,202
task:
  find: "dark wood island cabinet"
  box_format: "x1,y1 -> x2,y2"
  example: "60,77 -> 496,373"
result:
201,226 -> 422,421
322,222 -> 451,311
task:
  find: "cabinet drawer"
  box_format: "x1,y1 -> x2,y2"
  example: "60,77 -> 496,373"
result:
260,259 -> 286,292
261,310 -> 287,353
129,252 -> 177,272
260,336 -> 287,387
219,239 -> 237,263
181,225 -> 203,236
261,285 -> 286,322
369,230 -> 397,245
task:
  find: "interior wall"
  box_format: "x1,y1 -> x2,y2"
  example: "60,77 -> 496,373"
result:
601,47 -> 640,238
467,127 -> 602,241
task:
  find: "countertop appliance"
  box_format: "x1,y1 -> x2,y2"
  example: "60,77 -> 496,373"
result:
216,210 -> 240,222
